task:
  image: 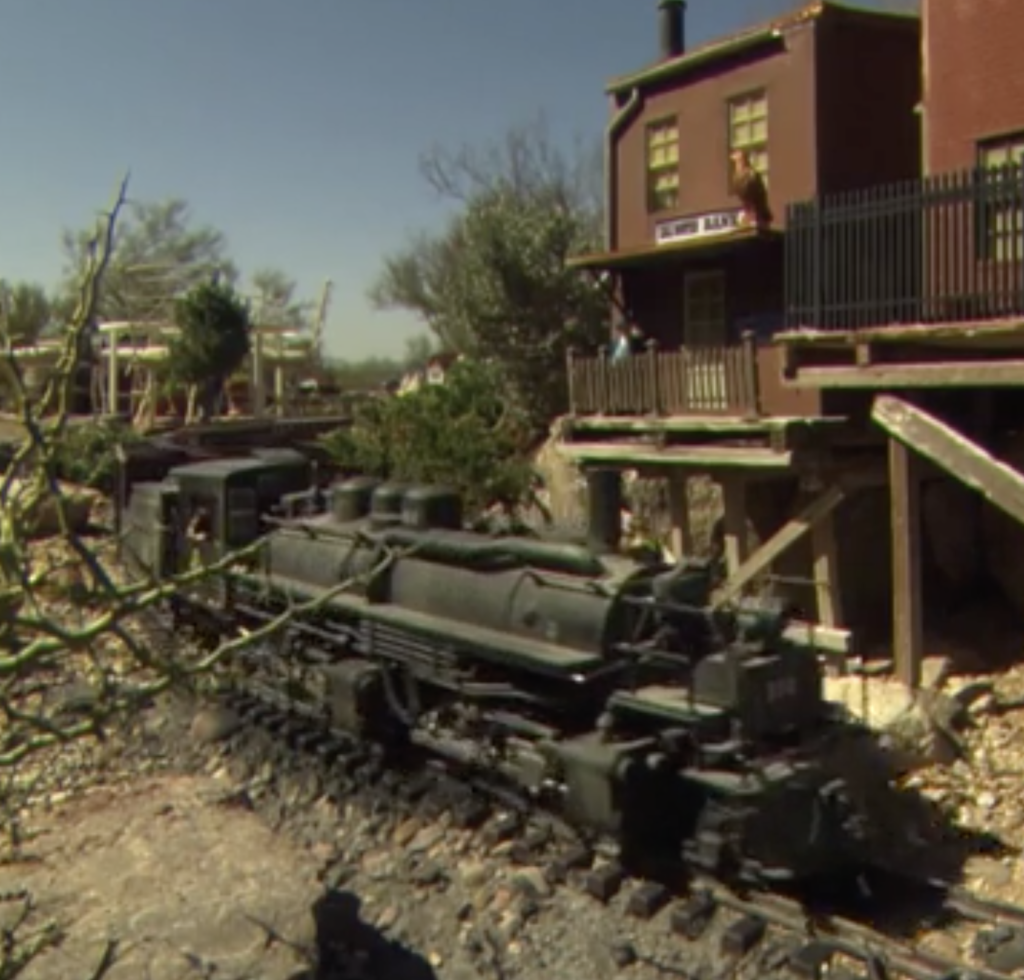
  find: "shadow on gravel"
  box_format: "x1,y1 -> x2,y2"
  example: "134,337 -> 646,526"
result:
286,889 -> 437,980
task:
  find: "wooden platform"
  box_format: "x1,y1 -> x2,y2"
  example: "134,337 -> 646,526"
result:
775,317 -> 1024,389
560,412 -> 858,474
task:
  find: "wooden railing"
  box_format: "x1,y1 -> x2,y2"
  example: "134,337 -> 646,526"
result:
567,335 -> 761,418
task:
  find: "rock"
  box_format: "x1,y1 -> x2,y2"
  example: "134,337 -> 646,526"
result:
921,656 -> 953,692
392,817 -> 420,847
611,940 -> 638,967
374,905 -> 399,931
459,860 -> 490,890
428,951 -> 444,968
949,679 -> 997,712
408,824 -> 445,854
489,886 -> 515,915
978,790 -> 999,809
512,867 -> 552,900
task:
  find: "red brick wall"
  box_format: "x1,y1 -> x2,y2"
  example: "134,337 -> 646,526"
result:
925,0 -> 1024,173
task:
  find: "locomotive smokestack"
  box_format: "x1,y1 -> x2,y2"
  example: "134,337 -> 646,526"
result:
586,469 -> 624,555
658,0 -> 686,60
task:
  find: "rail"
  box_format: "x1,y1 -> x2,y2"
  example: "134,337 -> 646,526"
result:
786,162 -> 1024,331
567,335 -> 761,418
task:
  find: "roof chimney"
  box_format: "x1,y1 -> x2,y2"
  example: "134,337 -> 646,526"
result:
658,0 -> 686,60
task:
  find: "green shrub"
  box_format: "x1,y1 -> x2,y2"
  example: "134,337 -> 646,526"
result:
320,360 -> 539,522
52,420 -> 142,492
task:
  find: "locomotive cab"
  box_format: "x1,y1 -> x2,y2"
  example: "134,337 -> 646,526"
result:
168,455 -> 313,569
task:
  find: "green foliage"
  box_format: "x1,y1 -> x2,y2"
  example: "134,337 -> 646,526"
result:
249,267 -> 314,329
168,280 -> 252,387
58,198 -> 236,322
0,281 -> 57,345
320,360 -> 538,519
52,419 -> 142,492
369,116 -> 608,434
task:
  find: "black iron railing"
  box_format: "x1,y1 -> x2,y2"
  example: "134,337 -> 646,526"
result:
785,164 -> 1024,331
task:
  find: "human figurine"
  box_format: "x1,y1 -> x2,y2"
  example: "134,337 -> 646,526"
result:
730,150 -> 773,229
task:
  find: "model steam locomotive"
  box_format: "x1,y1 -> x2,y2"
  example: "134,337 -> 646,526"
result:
119,447 -> 870,886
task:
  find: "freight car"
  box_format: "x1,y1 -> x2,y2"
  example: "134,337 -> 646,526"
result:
119,450 -> 870,887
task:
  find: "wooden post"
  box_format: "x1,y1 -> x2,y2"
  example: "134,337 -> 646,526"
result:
890,437 -> 923,689
667,470 -> 690,561
811,513 -> 844,627
721,477 -> 748,576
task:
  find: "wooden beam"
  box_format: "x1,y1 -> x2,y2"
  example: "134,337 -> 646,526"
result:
567,416 -> 800,435
559,443 -> 793,469
712,482 -> 849,608
782,621 -> 853,657
775,317 -> 1024,347
811,514 -> 844,628
666,471 -> 691,560
721,478 -> 748,576
889,437 -> 923,689
786,360 -> 1024,389
872,394 -> 1024,527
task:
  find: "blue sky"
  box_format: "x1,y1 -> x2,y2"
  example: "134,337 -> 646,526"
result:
0,0 -> 915,361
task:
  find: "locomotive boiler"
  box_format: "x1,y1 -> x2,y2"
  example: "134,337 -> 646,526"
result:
120,449 -> 869,886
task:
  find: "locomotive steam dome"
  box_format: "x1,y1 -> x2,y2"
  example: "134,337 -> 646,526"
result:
369,482 -> 412,529
331,476 -> 381,522
401,485 -> 463,531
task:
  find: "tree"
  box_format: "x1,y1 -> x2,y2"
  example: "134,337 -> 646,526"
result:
0,178 -> 396,978
320,359 -> 538,521
59,197 -> 236,323
249,267 -> 314,329
0,281 -> 55,345
403,332 -> 437,368
167,279 -> 252,422
369,114 -> 609,434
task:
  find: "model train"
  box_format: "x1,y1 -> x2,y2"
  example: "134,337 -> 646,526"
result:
118,447 -> 870,886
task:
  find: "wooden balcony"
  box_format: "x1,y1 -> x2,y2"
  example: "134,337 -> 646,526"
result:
785,163 -> 1024,332
567,337 -> 761,419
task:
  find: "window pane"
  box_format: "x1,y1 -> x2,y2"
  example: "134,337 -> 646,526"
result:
751,118 -> 768,142
731,103 -> 750,124
983,147 -> 1009,168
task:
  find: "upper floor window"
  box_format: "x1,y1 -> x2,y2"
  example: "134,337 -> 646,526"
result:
978,133 -> 1024,262
728,91 -> 769,187
646,118 -> 679,213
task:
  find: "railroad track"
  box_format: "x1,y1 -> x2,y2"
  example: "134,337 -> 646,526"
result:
140,609 -> 1024,980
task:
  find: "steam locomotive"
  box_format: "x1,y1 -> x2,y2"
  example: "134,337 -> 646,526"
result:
119,447 -> 870,886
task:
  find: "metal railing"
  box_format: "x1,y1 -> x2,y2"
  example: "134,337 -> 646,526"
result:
567,335 -> 760,418
786,163 -> 1024,331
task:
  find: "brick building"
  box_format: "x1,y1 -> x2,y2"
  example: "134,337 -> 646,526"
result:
571,0 -> 921,360
923,0 -> 1024,175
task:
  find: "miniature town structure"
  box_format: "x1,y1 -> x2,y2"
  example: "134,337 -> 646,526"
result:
563,0 -> 1024,687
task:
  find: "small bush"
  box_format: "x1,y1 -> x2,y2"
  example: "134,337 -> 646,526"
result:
52,420 -> 142,492
320,360 -> 539,522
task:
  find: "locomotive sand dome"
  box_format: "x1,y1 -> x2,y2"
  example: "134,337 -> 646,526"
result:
119,450 -> 870,887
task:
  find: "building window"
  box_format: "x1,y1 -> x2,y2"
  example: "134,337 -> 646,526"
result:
646,118 -> 679,213
728,91 -> 769,187
683,270 -> 727,346
978,134 -> 1024,262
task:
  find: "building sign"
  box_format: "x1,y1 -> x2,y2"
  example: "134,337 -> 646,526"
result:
655,209 -> 742,246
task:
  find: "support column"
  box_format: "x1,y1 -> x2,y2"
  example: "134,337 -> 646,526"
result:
890,437 -> 923,689
107,328 -> 120,419
721,477 -> 748,576
667,471 -> 690,561
586,468 -> 624,555
811,513 -> 844,627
